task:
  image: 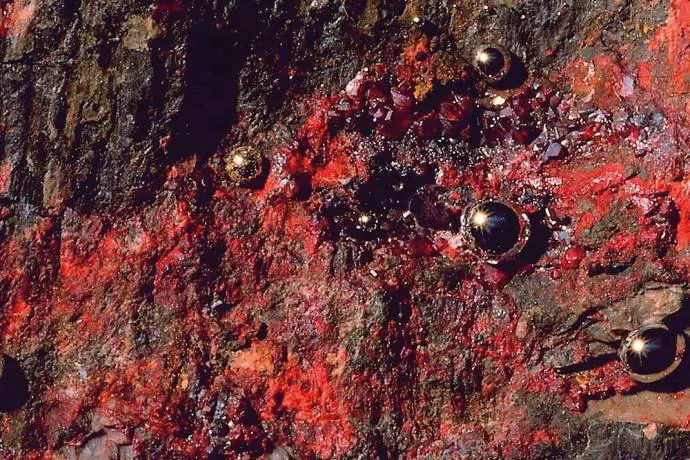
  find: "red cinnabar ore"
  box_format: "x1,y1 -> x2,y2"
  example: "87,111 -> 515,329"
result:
3,1 -> 690,458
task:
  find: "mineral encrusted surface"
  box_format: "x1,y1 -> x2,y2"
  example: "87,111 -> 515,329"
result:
1,0 -> 690,458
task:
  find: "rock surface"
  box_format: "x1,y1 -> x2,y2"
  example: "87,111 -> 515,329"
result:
1,0 -> 690,458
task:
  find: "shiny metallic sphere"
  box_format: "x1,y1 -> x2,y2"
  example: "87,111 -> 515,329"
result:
618,324 -> 685,383
461,198 -> 530,263
226,146 -> 265,186
474,45 -> 512,83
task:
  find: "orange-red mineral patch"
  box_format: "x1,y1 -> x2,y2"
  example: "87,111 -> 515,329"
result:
265,354 -> 355,458
0,162 -> 11,194
562,55 -> 623,110
0,0 -> 36,39
649,0 -> 690,97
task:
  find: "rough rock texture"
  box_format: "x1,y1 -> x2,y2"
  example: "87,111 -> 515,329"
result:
1,0 -> 690,458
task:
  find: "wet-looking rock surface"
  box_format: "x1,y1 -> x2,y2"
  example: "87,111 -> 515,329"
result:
2,0 -> 690,458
